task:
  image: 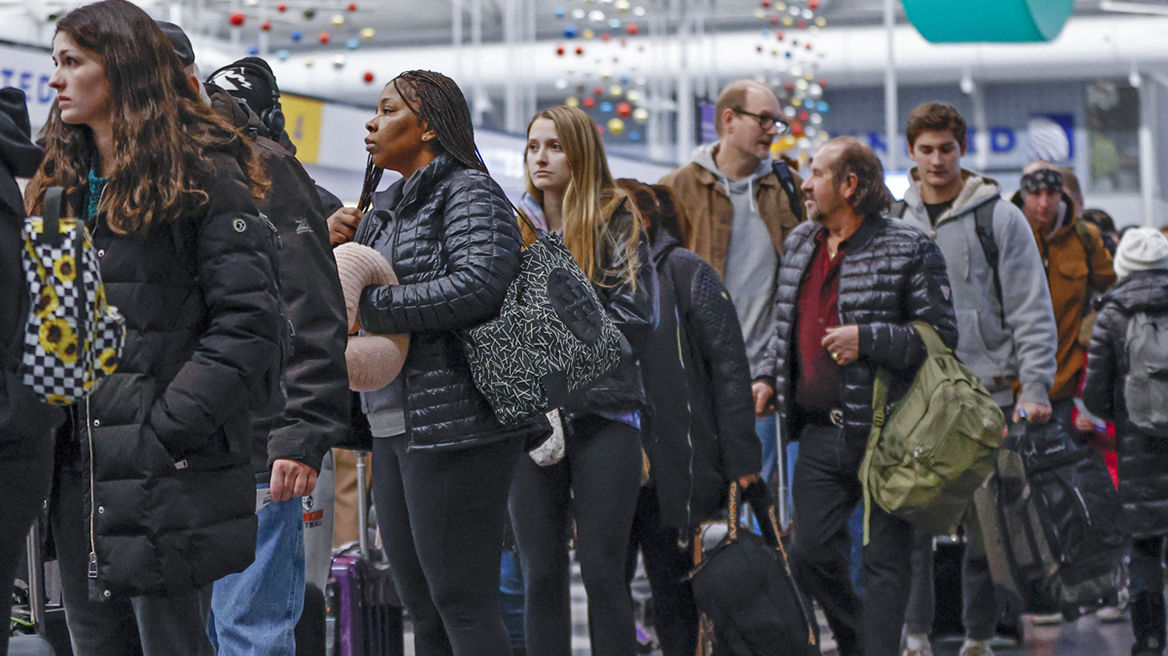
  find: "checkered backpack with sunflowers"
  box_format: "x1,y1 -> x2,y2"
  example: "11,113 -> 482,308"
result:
17,187 -> 125,405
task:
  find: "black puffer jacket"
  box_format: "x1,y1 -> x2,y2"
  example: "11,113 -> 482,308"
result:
56,147 -> 283,599
358,154 -> 544,451
642,228 -> 760,530
0,88 -> 63,448
762,214 -> 958,447
1082,269 -> 1168,539
209,85 -> 350,478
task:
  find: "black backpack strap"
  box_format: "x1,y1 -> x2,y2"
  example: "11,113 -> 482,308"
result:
972,197 -> 1005,329
771,159 -> 803,222
43,187 -> 64,247
889,199 -> 907,219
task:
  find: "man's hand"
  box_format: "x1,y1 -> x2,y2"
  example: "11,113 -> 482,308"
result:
270,459 -> 318,503
822,325 -> 860,366
1074,412 -> 1095,432
328,207 -> 363,245
1013,401 -> 1052,424
752,381 -> 775,418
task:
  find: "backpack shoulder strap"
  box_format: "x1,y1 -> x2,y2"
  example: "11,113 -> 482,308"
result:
889,199 -> 907,219
771,159 -> 803,222
972,197 -> 1005,328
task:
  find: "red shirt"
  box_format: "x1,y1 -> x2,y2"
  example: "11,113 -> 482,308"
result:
794,230 -> 847,412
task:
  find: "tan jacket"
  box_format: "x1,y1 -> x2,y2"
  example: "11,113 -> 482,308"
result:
1020,196 -> 1115,401
658,158 -> 804,278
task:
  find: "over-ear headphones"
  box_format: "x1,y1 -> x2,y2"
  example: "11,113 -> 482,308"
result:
206,58 -> 286,139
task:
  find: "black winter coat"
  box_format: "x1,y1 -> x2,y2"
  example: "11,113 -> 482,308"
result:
209,86 -> 350,478
0,88 -> 63,452
642,230 -> 760,530
358,154 -> 544,451
762,214 -> 958,447
58,147 -> 284,599
1082,269 -> 1168,539
561,203 -> 656,421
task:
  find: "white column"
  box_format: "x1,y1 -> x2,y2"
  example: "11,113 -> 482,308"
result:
1138,70 -> 1158,226
883,0 -> 898,171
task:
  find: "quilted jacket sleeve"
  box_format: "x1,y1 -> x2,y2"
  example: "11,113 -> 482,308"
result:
148,155 -> 284,456
1082,301 -> 1122,422
683,255 -> 761,479
358,170 -> 522,335
857,234 -> 958,377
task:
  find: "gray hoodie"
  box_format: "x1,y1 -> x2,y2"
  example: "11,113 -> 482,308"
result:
900,169 -> 1057,406
691,142 -> 778,380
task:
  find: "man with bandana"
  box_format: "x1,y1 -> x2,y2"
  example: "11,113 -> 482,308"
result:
1011,162 -> 1115,430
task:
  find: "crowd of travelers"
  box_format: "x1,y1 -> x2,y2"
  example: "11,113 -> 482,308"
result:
1,2 -> 1166,656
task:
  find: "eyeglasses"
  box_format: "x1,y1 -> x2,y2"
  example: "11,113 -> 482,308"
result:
733,108 -> 790,134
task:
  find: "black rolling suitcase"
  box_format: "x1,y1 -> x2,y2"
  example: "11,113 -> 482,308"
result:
974,420 -> 1127,619
326,450 -> 403,656
10,519 -> 55,656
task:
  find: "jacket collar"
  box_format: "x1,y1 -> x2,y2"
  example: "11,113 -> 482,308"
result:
397,153 -> 458,216
801,212 -> 884,255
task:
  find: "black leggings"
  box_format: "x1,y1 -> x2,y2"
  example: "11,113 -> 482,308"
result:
372,434 -> 522,656
509,415 -> 643,656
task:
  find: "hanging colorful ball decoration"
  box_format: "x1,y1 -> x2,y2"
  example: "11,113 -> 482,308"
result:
607,118 -> 625,135
364,71 -> 375,83
261,20 -> 272,32
303,8 -> 316,20
276,49 -> 291,61
361,27 -> 376,40
331,14 -> 345,28
753,0 -> 831,155
291,30 -> 303,42
229,12 -> 245,26
319,31 -> 331,45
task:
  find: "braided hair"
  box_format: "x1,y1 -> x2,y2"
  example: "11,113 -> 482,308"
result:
392,71 -> 488,174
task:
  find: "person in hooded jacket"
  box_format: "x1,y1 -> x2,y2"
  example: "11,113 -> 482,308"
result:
510,105 -> 656,656
615,179 -> 761,656
25,2 -> 284,653
1082,227 -> 1168,656
0,87 -> 66,656
156,31 -> 351,655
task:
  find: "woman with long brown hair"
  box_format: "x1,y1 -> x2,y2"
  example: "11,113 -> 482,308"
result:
25,1 -> 284,653
510,105 -> 655,656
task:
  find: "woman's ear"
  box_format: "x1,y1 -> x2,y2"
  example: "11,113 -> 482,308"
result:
421,124 -> 437,146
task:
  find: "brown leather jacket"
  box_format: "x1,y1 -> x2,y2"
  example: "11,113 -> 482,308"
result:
658,156 -> 804,278
1014,193 -> 1115,401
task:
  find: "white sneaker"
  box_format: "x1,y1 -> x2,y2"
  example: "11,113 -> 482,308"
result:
902,632 -> 934,656
1028,611 -> 1063,626
1096,605 -> 1125,622
959,638 -> 994,656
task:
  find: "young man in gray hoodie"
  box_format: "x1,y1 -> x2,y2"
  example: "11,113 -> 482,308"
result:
895,102 -> 1058,656
659,80 -> 804,488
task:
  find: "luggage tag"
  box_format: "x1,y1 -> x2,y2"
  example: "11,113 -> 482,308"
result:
256,484 -> 272,513
529,408 -> 567,467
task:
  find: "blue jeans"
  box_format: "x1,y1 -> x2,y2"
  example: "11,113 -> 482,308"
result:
208,494 -> 306,656
756,415 -> 778,488
499,549 -> 525,645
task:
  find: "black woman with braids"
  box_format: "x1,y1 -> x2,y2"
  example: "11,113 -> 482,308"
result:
329,70 -> 545,655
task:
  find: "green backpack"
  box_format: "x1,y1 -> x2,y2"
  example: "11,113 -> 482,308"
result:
859,322 -> 1005,543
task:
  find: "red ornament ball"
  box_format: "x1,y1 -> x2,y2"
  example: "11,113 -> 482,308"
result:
799,111 -> 810,122
819,78 -> 828,87
277,3 -> 287,11
770,15 -> 779,25
616,102 -> 632,118
806,43 -> 813,49
761,0 -> 771,6
784,81 -> 795,90
776,30 -> 784,40
797,20 -> 806,29
583,97 -> 596,109
593,85 -> 604,96
556,45 -> 565,55
620,38 -> 628,46
319,31 -> 331,44
596,125 -> 605,135
229,12 -> 245,26
575,45 -> 584,55
791,123 -> 804,136
364,72 -> 375,83
600,33 -> 611,42
348,2 -> 358,10
626,23 -> 639,35
261,20 -> 272,31
809,0 -> 819,8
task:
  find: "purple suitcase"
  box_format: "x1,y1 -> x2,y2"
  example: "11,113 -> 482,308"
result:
326,451 -> 403,656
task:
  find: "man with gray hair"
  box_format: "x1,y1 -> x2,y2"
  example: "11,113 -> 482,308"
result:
660,79 -> 804,490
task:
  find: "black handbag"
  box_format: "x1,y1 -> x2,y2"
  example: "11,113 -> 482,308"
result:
689,481 -> 819,656
461,214 -> 627,426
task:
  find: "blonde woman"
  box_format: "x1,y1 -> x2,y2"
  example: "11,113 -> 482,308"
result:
509,105 -> 656,656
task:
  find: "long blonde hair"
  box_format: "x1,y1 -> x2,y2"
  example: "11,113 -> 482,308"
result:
524,105 -> 639,288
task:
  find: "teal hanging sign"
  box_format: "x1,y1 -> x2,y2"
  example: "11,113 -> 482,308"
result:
902,0 -> 1074,43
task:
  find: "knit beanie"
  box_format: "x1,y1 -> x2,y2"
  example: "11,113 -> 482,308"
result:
333,242 -> 408,392
1114,227 -> 1168,279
